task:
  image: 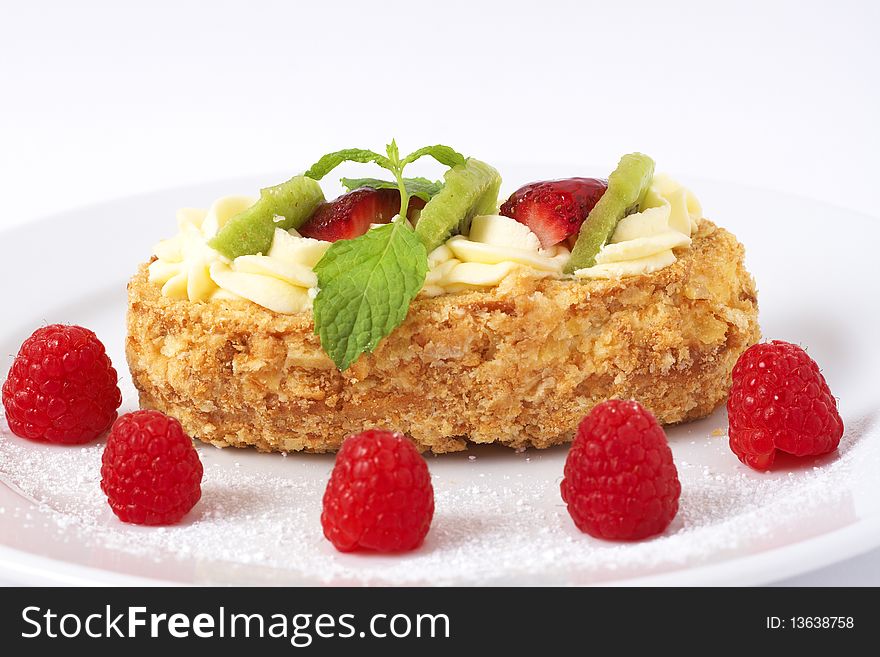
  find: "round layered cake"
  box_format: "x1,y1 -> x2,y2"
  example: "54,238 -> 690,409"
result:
127,219 -> 759,453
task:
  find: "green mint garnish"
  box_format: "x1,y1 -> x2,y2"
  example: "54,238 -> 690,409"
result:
312,220 -> 428,371
305,140 -> 466,370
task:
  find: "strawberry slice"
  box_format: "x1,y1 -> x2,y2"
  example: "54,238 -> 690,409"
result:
499,178 -> 608,247
299,188 -> 426,242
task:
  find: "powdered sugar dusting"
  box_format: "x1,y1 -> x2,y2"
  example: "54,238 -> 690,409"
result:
1,396 -> 876,585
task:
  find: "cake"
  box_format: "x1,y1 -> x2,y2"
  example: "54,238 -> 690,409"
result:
126,146 -> 760,453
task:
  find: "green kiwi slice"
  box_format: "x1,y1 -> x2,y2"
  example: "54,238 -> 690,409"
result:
414,159 -> 501,251
565,153 -> 655,273
209,175 -> 325,259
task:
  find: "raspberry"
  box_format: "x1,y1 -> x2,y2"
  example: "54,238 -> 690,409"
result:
560,400 -> 680,541
2,324 -> 121,444
727,340 -> 843,471
100,410 -> 203,525
321,430 -> 434,552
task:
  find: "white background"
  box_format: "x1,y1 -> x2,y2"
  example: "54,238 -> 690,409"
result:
1,0 -> 878,585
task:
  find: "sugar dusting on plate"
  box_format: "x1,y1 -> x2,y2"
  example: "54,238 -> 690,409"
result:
0,400 -> 873,585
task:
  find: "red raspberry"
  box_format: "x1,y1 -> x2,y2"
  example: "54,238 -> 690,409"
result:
321,430 -> 434,552
2,324 -> 121,444
560,400 -> 681,541
727,340 -> 843,471
100,410 -> 203,525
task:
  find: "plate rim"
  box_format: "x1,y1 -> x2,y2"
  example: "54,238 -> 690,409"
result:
1,511 -> 878,586
1,174 -> 879,587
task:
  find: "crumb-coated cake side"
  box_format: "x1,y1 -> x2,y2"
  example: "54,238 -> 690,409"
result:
126,220 -> 759,453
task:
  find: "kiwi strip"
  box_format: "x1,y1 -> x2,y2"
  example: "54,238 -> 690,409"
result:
209,176 -> 325,260
414,159 -> 501,252
565,153 -> 655,273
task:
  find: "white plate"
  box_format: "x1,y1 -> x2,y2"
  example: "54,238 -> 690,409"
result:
1,167 -> 878,586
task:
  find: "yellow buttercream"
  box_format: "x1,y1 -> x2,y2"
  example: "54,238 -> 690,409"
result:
421,214 -> 569,296
149,176 -> 702,310
148,196 -> 328,313
574,175 -> 701,280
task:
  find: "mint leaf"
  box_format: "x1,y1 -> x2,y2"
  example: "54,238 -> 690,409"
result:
386,140 -> 400,163
313,220 -> 428,370
304,149 -> 392,180
305,140 -> 473,369
402,144 -> 466,168
340,177 -> 444,201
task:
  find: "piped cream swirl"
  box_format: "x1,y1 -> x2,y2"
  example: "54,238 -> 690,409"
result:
421,215 -> 569,296
574,174 -> 702,279
147,196 -> 329,313
148,174 -> 702,313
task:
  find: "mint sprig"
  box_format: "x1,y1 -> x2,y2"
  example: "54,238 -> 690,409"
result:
305,140 -> 466,370
312,221 -> 428,371
305,140 -> 465,230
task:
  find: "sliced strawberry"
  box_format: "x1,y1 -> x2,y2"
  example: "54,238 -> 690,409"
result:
499,178 -> 608,247
299,188 -> 426,242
